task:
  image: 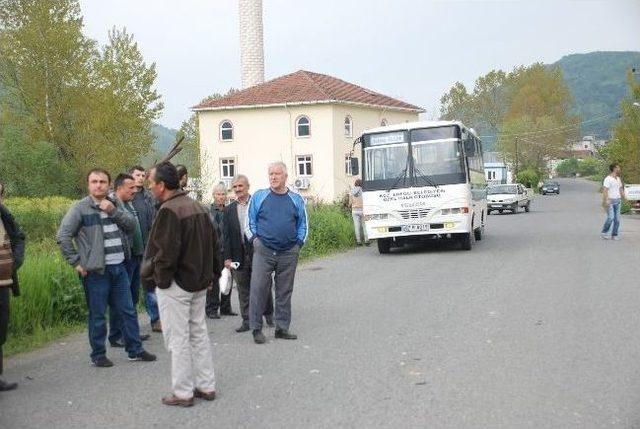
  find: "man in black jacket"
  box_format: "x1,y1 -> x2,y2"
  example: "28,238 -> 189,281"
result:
223,175 -> 273,333
0,183 -> 25,391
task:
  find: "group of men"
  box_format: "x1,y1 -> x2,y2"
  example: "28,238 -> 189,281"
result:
48,160 -> 307,406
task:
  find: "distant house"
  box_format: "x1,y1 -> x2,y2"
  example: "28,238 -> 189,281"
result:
483,151 -> 512,185
561,136 -> 607,159
193,70 -> 423,202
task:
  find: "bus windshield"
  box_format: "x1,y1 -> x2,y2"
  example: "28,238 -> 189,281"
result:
362,126 -> 466,190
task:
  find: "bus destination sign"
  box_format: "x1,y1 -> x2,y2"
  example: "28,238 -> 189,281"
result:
368,131 -> 407,146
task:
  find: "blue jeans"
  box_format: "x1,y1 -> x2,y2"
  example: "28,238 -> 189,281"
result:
145,289 -> 160,324
82,263 -> 143,360
109,256 -> 142,343
602,198 -> 622,237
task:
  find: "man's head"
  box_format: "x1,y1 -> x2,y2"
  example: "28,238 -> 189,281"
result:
176,164 -> 188,189
232,174 -> 250,201
86,168 -> 111,200
268,162 -> 288,193
148,162 -> 180,202
212,183 -> 227,207
609,163 -> 621,176
129,165 -> 146,188
114,173 -> 137,203
354,178 -> 362,187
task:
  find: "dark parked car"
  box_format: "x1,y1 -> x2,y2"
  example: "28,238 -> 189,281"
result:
541,181 -> 560,195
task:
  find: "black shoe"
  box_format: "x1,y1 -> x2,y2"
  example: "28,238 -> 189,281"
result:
109,339 -> 125,348
92,356 -> 114,368
128,350 -> 157,362
140,334 -> 151,341
221,310 -> 238,316
207,311 -> 220,319
253,329 -> 266,344
364,242 -> 371,247
0,379 -> 18,391
235,322 -> 250,333
264,315 -> 274,327
275,329 -> 297,340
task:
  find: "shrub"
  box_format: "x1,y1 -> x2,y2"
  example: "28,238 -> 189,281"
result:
4,196 -> 75,242
516,168 -> 540,189
300,204 -> 355,260
10,240 -> 86,338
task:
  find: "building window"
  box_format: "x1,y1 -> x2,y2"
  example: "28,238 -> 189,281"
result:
220,158 -> 235,179
344,115 -> 353,137
345,154 -> 354,175
380,118 -> 388,126
296,116 -> 310,137
296,155 -> 313,177
220,120 -> 233,141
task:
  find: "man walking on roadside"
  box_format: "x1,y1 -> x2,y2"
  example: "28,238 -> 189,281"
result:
108,174 -> 151,347
223,175 -> 273,333
349,178 -> 370,246
0,183 -> 25,391
129,166 -> 162,333
601,163 -> 626,240
142,162 -> 220,407
246,162 -> 308,344
57,169 -> 156,367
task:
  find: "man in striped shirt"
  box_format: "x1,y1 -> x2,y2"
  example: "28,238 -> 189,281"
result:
57,169 -> 156,367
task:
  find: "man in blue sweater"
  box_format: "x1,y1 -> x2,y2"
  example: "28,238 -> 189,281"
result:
246,161 -> 308,344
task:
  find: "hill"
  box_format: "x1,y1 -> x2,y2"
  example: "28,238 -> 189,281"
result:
151,122 -> 177,154
551,51 -> 640,139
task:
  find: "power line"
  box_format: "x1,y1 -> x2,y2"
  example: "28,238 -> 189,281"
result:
479,111 -> 619,139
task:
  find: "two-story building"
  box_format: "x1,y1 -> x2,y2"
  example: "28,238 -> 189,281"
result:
194,70 -> 423,202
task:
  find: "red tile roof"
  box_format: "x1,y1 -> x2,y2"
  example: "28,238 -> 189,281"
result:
193,70 -> 423,112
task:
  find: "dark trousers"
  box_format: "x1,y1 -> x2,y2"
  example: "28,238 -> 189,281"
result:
0,287 -> 9,375
235,245 -> 273,322
82,263 -> 143,360
206,283 -> 232,315
109,255 -> 142,342
249,239 -> 300,331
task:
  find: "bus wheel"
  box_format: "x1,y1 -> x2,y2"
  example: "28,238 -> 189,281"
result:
377,239 -> 391,254
459,233 -> 472,250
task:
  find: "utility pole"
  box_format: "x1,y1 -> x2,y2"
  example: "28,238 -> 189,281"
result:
514,137 -> 519,179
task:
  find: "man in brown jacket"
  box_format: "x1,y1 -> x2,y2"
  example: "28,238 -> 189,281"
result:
142,162 -> 221,407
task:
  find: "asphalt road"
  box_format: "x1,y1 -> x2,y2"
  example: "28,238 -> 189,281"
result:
2,178 -> 640,428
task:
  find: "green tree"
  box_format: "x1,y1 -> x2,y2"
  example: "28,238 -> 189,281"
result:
607,71 -> 640,182
0,1 -> 164,194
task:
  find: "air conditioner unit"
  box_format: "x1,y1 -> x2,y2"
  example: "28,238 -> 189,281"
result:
221,178 -> 233,190
294,177 -> 311,190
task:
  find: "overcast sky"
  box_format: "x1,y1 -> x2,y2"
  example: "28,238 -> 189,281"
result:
79,0 -> 640,129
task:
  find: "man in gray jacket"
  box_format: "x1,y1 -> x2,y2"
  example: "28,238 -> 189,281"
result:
57,168 -> 156,367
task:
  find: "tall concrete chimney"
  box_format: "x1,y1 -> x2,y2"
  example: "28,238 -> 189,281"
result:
238,0 -> 265,89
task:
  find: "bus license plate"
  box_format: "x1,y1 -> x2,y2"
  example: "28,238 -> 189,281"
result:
402,224 -> 429,232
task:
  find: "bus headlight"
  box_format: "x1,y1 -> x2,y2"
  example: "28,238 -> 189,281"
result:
440,207 -> 469,215
364,213 -> 389,221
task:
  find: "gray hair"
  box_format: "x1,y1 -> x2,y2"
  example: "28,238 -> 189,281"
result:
212,183 -> 227,194
268,161 -> 287,174
232,174 -> 250,186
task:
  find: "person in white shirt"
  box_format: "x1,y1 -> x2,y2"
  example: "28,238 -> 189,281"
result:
601,163 -> 626,240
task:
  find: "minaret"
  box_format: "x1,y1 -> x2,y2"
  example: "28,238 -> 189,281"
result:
238,0 -> 265,89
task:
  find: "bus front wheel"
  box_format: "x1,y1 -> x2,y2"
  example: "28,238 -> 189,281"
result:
458,233 -> 472,250
377,238 -> 391,254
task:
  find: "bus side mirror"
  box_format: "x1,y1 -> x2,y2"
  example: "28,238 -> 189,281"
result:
464,139 -> 476,157
350,157 -> 360,176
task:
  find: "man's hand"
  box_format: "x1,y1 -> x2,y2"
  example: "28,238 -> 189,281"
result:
75,264 -> 87,277
98,199 -> 115,214
224,259 -> 232,269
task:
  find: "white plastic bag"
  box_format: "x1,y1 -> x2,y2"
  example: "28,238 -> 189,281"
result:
219,262 -> 240,295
